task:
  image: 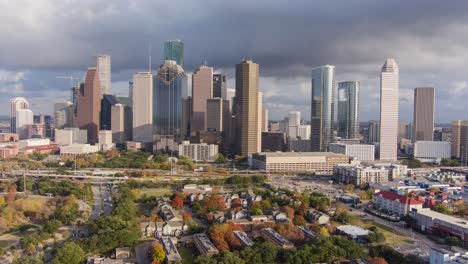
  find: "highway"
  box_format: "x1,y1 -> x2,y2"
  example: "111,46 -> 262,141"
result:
1,171 -> 130,181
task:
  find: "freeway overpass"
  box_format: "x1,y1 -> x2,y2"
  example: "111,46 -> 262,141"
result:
1,171 -> 130,181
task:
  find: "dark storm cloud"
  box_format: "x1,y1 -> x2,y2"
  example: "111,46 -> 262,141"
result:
1,0 -> 468,121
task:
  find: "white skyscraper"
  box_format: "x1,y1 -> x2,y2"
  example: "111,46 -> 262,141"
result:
96,55 -> 111,97
288,111 -> 301,138
132,72 -> 153,143
379,58 -> 399,160
16,109 -> 33,139
10,97 -> 30,133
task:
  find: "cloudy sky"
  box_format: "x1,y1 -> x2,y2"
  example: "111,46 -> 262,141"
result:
1,0 -> 468,123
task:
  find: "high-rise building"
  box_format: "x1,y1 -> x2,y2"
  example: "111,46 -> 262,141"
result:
111,103 -> 132,144
96,55 -> 111,97
54,101 -> 73,129
164,40 -> 184,67
311,65 -> 335,151
235,60 -> 260,156
452,120 -> 462,159
98,130 -> 114,151
16,109 -> 33,139
262,108 -> 268,132
132,72 -> 153,143
398,122 -> 409,139
213,74 -> 227,100
181,97 -> 192,139
76,68 -> 101,144
191,65 -> 213,132
100,95 -> 131,131
257,92 -> 263,152
368,120 -> 380,144
10,97 -> 30,133
460,121 -> 468,166
413,87 -> 435,142
153,60 -> 187,141
206,98 -> 230,132
226,88 -> 236,111
297,125 -> 311,140
379,58 -> 399,160
337,81 -> 360,139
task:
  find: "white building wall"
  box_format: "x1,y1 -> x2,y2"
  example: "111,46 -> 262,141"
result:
16,109 -> 33,140
414,141 -> 451,161
132,72 -> 153,143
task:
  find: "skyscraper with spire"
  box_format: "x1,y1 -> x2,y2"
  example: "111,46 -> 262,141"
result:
164,40 -> 184,67
379,58 -> 399,160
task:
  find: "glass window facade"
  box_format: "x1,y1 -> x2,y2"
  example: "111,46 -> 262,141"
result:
164,40 -> 184,67
337,81 -> 360,139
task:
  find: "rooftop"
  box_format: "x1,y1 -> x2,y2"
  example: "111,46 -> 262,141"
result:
376,191 -> 422,205
336,225 -> 370,237
413,208 -> 468,229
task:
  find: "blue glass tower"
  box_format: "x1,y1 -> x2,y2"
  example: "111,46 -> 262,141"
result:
337,81 -> 360,139
164,40 -> 184,67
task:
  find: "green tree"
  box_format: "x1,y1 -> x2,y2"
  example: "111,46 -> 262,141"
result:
43,220 -> 62,234
433,204 -> 452,215
152,243 -> 166,263
12,256 -> 43,264
52,242 -> 85,264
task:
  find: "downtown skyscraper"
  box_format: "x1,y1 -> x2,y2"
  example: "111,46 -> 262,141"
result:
132,72 -> 153,143
310,65 -> 335,151
379,58 -> 399,160
164,40 -> 184,67
9,97 -> 30,134
235,60 -> 260,156
337,81 -> 360,139
96,55 -> 111,98
75,68 -> 101,144
191,65 -> 213,132
413,87 -> 435,142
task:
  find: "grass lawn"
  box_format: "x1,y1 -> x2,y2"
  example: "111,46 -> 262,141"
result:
178,246 -> 197,264
346,216 -> 414,245
139,188 -> 172,197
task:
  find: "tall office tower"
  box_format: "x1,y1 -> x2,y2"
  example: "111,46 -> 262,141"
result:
379,58 -> 399,160
132,72 -> 153,143
71,83 -> 83,126
96,55 -> 111,97
109,101 -> 132,144
54,101 -> 73,129
181,97 -> 192,139
297,125 -> 311,140
337,81 -> 360,139
76,68 -> 101,144
100,95 -> 131,131
10,97 -> 30,133
235,60 -> 260,156
128,81 -> 133,108
288,111 -> 301,138
262,108 -> 268,132
191,65 -> 213,132
461,121 -> 468,166
226,88 -> 236,111
311,65 -> 335,151
398,122 -> 409,139
452,120 -> 462,158
34,114 -> 53,138
153,60 -> 187,141
164,40 -> 184,67
257,92 -> 263,152
16,109 -> 33,139
413,87 -> 435,142
206,98 -> 230,132
213,74 -> 227,99
368,120 -> 380,144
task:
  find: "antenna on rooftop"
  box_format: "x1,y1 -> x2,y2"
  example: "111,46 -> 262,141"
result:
204,58 -> 207,66
148,42 -> 152,73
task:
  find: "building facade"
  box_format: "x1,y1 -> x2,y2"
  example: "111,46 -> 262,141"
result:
213,73 -> 227,100
96,55 -> 111,97
132,72 -> 153,143
16,109 -> 33,140
191,65 -> 213,132
164,40 -> 184,67
367,120 -> 380,144
235,60 -> 260,156
451,120 -> 462,159
54,101 -> 73,129
76,68 -> 101,144
153,60 -> 187,142
373,191 -> 423,216
311,65 -> 335,151
178,141 -> 218,161
9,97 -> 30,134
379,58 -> 399,160
413,141 -> 451,163
329,143 -> 375,161
413,87 -> 435,142
54,128 -> 87,145
334,165 -> 388,185
337,81 -> 360,139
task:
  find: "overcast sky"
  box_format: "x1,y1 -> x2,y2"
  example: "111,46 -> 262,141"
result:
1,0 -> 468,123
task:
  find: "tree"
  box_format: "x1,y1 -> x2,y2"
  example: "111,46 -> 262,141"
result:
52,242 -> 85,264
335,209 -> 351,223
319,226 -> 330,237
282,206 -> 295,219
12,256 -> 44,264
192,201 -> 202,214
433,204 -> 452,215
43,220 -> 62,234
344,184 -> 355,192
152,243 -> 166,264
183,212 -> 192,220
446,236 -> 463,247
0,196 -> 5,207
172,196 -> 184,209
293,215 -> 306,226
6,184 -> 17,204
214,153 -> 228,164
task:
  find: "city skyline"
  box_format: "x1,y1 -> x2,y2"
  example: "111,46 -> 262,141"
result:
0,1 -> 467,122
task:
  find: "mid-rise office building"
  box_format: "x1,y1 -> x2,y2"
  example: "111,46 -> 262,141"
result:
153,60 -> 187,141
54,101 -> 73,129
413,141 -> 451,163
164,40 -> 184,67
311,65 -> 335,151
96,55 -> 111,97
413,87 -> 435,142
76,68 -> 101,144
334,164 -> 388,185
16,109 -> 33,140
460,121 -> 468,166
132,72 -> 153,144
367,120 -> 380,144
54,128 -> 87,145
9,97 -> 30,134
261,132 -> 287,152
235,60 -> 260,156
111,103 -> 132,144
206,98 -> 230,132
98,130 -> 114,151
297,125 -> 311,140
379,58 -> 399,160
101,95 -> 130,131
337,81 -> 360,139
288,139 -> 312,152
329,143 -> 375,161
262,108 -> 268,132
191,65 -> 213,132
60,144 -> 99,156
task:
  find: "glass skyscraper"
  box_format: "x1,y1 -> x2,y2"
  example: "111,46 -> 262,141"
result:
153,60 -> 187,141
164,40 -> 184,67
311,65 -> 335,151
337,81 -> 360,139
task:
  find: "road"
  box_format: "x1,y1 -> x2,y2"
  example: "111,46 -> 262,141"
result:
90,185 -> 103,220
